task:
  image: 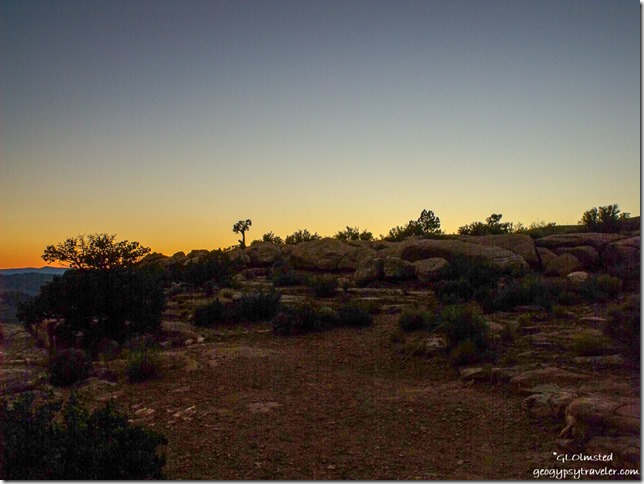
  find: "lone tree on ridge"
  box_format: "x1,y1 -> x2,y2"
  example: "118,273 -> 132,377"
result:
233,219 -> 252,248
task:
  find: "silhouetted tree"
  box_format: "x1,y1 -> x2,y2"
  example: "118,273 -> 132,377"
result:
42,234 -> 150,270
385,209 -> 443,241
580,204 -> 630,233
334,226 -> 374,241
233,219 -> 252,248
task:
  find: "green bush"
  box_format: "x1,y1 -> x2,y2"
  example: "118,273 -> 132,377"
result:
0,392 -> 167,479
309,275 -> 337,298
234,288 -> 281,322
439,304 -> 488,353
49,348 -> 89,387
193,299 -> 227,327
435,256 -> 503,305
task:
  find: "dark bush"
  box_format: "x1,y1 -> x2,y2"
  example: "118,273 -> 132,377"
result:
171,249 -> 236,288
270,260 -> 305,287
271,304 -> 332,335
309,275 -> 337,298
578,274 -> 622,303
234,288 -> 281,322
435,256 -> 503,305
0,392 -> 167,479
124,335 -> 162,383
398,308 -> 437,332
491,275 -> 557,312
337,304 -> 373,327
193,299 -> 227,327
18,267 -> 165,355
439,304 -> 488,353
49,348 -> 89,387
605,296 -> 640,361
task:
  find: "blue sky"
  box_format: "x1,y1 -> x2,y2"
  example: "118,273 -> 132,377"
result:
1,0 -> 640,267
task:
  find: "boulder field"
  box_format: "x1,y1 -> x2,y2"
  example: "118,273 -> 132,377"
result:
141,233 -> 640,285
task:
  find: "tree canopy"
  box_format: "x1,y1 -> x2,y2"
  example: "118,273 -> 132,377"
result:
42,234 -> 150,270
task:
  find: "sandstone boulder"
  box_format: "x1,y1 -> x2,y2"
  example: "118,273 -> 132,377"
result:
535,233 -> 625,253
567,271 -> 590,283
245,242 -> 283,266
289,239 -> 374,271
398,238 -> 529,272
382,257 -> 416,280
554,246 -> 599,268
413,258 -> 449,282
354,258 -> 383,286
602,236 -> 640,275
536,247 -> 557,268
544,253 -> 582,276
511,367 -> 591,393
460,234 -> 540,268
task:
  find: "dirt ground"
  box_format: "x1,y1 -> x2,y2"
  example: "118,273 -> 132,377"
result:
86,315 -> 564,479
5,302 -> 639,480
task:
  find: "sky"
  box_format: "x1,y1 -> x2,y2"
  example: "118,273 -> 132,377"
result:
1,0 -> 640,268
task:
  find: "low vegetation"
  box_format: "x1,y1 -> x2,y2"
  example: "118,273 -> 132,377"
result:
0,392 -> 167,479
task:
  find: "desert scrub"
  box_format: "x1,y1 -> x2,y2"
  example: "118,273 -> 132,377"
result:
0,392 -> 167,479
337,304 -> 373,327
309,275 -> 338,298
578,274 -> 622,303
49,348 -> 90,387
571,332 -> 610,357
439,304 -> 488,355
271,304 -> 333,335
124,335 -> 162,383
490,275 -> 556,312
234,288 -> 282,322
193,299 -> 227,327
449,339 -> 480,366
398,308 -> 438,332
605,296 -> 640,360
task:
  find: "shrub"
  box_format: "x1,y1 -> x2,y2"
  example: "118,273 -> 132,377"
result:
385,209 -> 443,241
271,304 -> 332,335
580,204 -> 630,233
0,392 -> 167,479
337,304 -> 373,327
193,299 -> 227,327
284,229 -> 321,245
49,348 -> 89,387
605,297 -> 640,361
309,275 -> 337,298
398,308 -> 437,332
435,256 -> 503,305
578,274 -> 622,303
334,226 -> 374,241
19,267 -> 165,355
449,339 -> 480,366
439,304 -> 488,353
234,288 -> 281,322
171,249 -> 235,288
124,337 -> 162,383
458,213 -> 513,236
572,333 -> 610,357
491,275 -> 556,312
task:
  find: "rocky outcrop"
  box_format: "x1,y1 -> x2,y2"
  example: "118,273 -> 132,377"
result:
461,234 -> 540,269
245,242 -> 283,267
288,238 -> 375,272
554,246 -> 599,268
382,257 -> 416,280
602,236 -> 640,275
413,258 -> 449,282
397,238 -> 529,272
544,253 -> 582,276
536,247 -> 557,268
535,233 -> 625,253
